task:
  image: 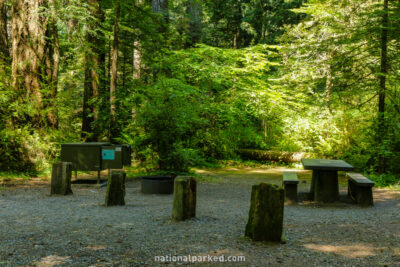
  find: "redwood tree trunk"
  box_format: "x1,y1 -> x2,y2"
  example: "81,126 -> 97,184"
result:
133,39 -> 141,80
152,0 -> 168,18
132,0 -> 145,80
109,0 -> 120,140
186,0 -> 202,47
43,0 -> 59,128
11,0 -> 49,127
377,0 -> 388,173
82,0 -> 103,141
0,0 -> 9,61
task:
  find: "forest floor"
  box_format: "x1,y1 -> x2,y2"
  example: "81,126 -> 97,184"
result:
0,167 -> 399,266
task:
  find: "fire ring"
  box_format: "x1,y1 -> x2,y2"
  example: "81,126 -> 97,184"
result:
140,176 -> 175,194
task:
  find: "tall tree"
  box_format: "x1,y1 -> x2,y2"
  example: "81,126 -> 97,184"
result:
110,0 -> 120,139
133,0 -> 145,80
377,0 -> 389,173
43,0 -> 60,128
203,0 -> 244,48
186,0 -> 202,47
133,40 -> 142,79
82,0 -> 104,141
11,0 -> 45,95
152,0 -> 168,19
249,0 -> 304,44
11,0 -> 59,127
0,0 -> 9,61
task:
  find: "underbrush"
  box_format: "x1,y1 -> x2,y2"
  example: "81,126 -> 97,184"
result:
0,171 -> 32,180
367,173 -> 400,189
0,127 -> 58,176
125,163 -> 195,179
204,159 -> 302,169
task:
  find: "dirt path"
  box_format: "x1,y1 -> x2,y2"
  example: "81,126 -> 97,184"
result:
0,167 -> 399,266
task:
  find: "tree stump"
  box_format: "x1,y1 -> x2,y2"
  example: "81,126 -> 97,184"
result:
172,176 -> 197,221
245,183 -> 284,242
105,170 -> 126,206
51,162 -> 73,195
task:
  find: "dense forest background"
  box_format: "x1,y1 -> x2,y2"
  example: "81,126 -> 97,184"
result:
0,0 -> 399,184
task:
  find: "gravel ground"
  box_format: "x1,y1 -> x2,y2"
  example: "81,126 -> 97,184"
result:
0,167 -> 399,266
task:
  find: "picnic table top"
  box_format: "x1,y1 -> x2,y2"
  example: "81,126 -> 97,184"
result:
301,158 -> 354,171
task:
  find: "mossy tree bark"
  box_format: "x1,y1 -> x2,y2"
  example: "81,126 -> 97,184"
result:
51,162 -> 73,195
109,0 -> 120,139
105,170 -> 126,206
10,0 -> 59,128
172,176 -> 196,221
0,0 -> 9,61
245,183 -> 284,242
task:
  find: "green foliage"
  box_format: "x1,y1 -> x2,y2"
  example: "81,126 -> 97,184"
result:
0,57 -> 54,174
123,44 -> 284,171
367,173 -> 400,189
161,44 -> 284,156
201,0 -> 304,47
280,0 -> 400,177
0,0 -> 399,188
0,172 -> 31,180
133,78 -> 204,172
0,127 -> 57,174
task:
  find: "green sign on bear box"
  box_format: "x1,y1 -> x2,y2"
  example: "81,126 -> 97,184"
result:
102,149 -> 115,160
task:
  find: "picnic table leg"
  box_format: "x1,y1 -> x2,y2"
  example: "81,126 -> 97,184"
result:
310,170 -> 318,199
312,170 -> 339,202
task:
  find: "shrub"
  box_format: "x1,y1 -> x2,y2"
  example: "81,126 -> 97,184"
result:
0,127 -> 57,175
134,78 -> 203,172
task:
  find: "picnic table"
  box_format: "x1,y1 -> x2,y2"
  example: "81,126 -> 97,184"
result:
301,158 -> 354,202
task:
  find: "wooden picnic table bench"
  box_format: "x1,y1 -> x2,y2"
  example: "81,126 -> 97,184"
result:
283,171 -> 299,204
347,173 -> 374,206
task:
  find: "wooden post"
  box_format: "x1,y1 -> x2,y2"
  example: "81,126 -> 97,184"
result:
105,170 -> 126,206
51,162 -> 73,195
245,183 -> 284,242
172,176 -> 197,221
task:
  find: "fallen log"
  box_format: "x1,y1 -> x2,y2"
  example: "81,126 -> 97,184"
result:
238,149 -> 312,163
